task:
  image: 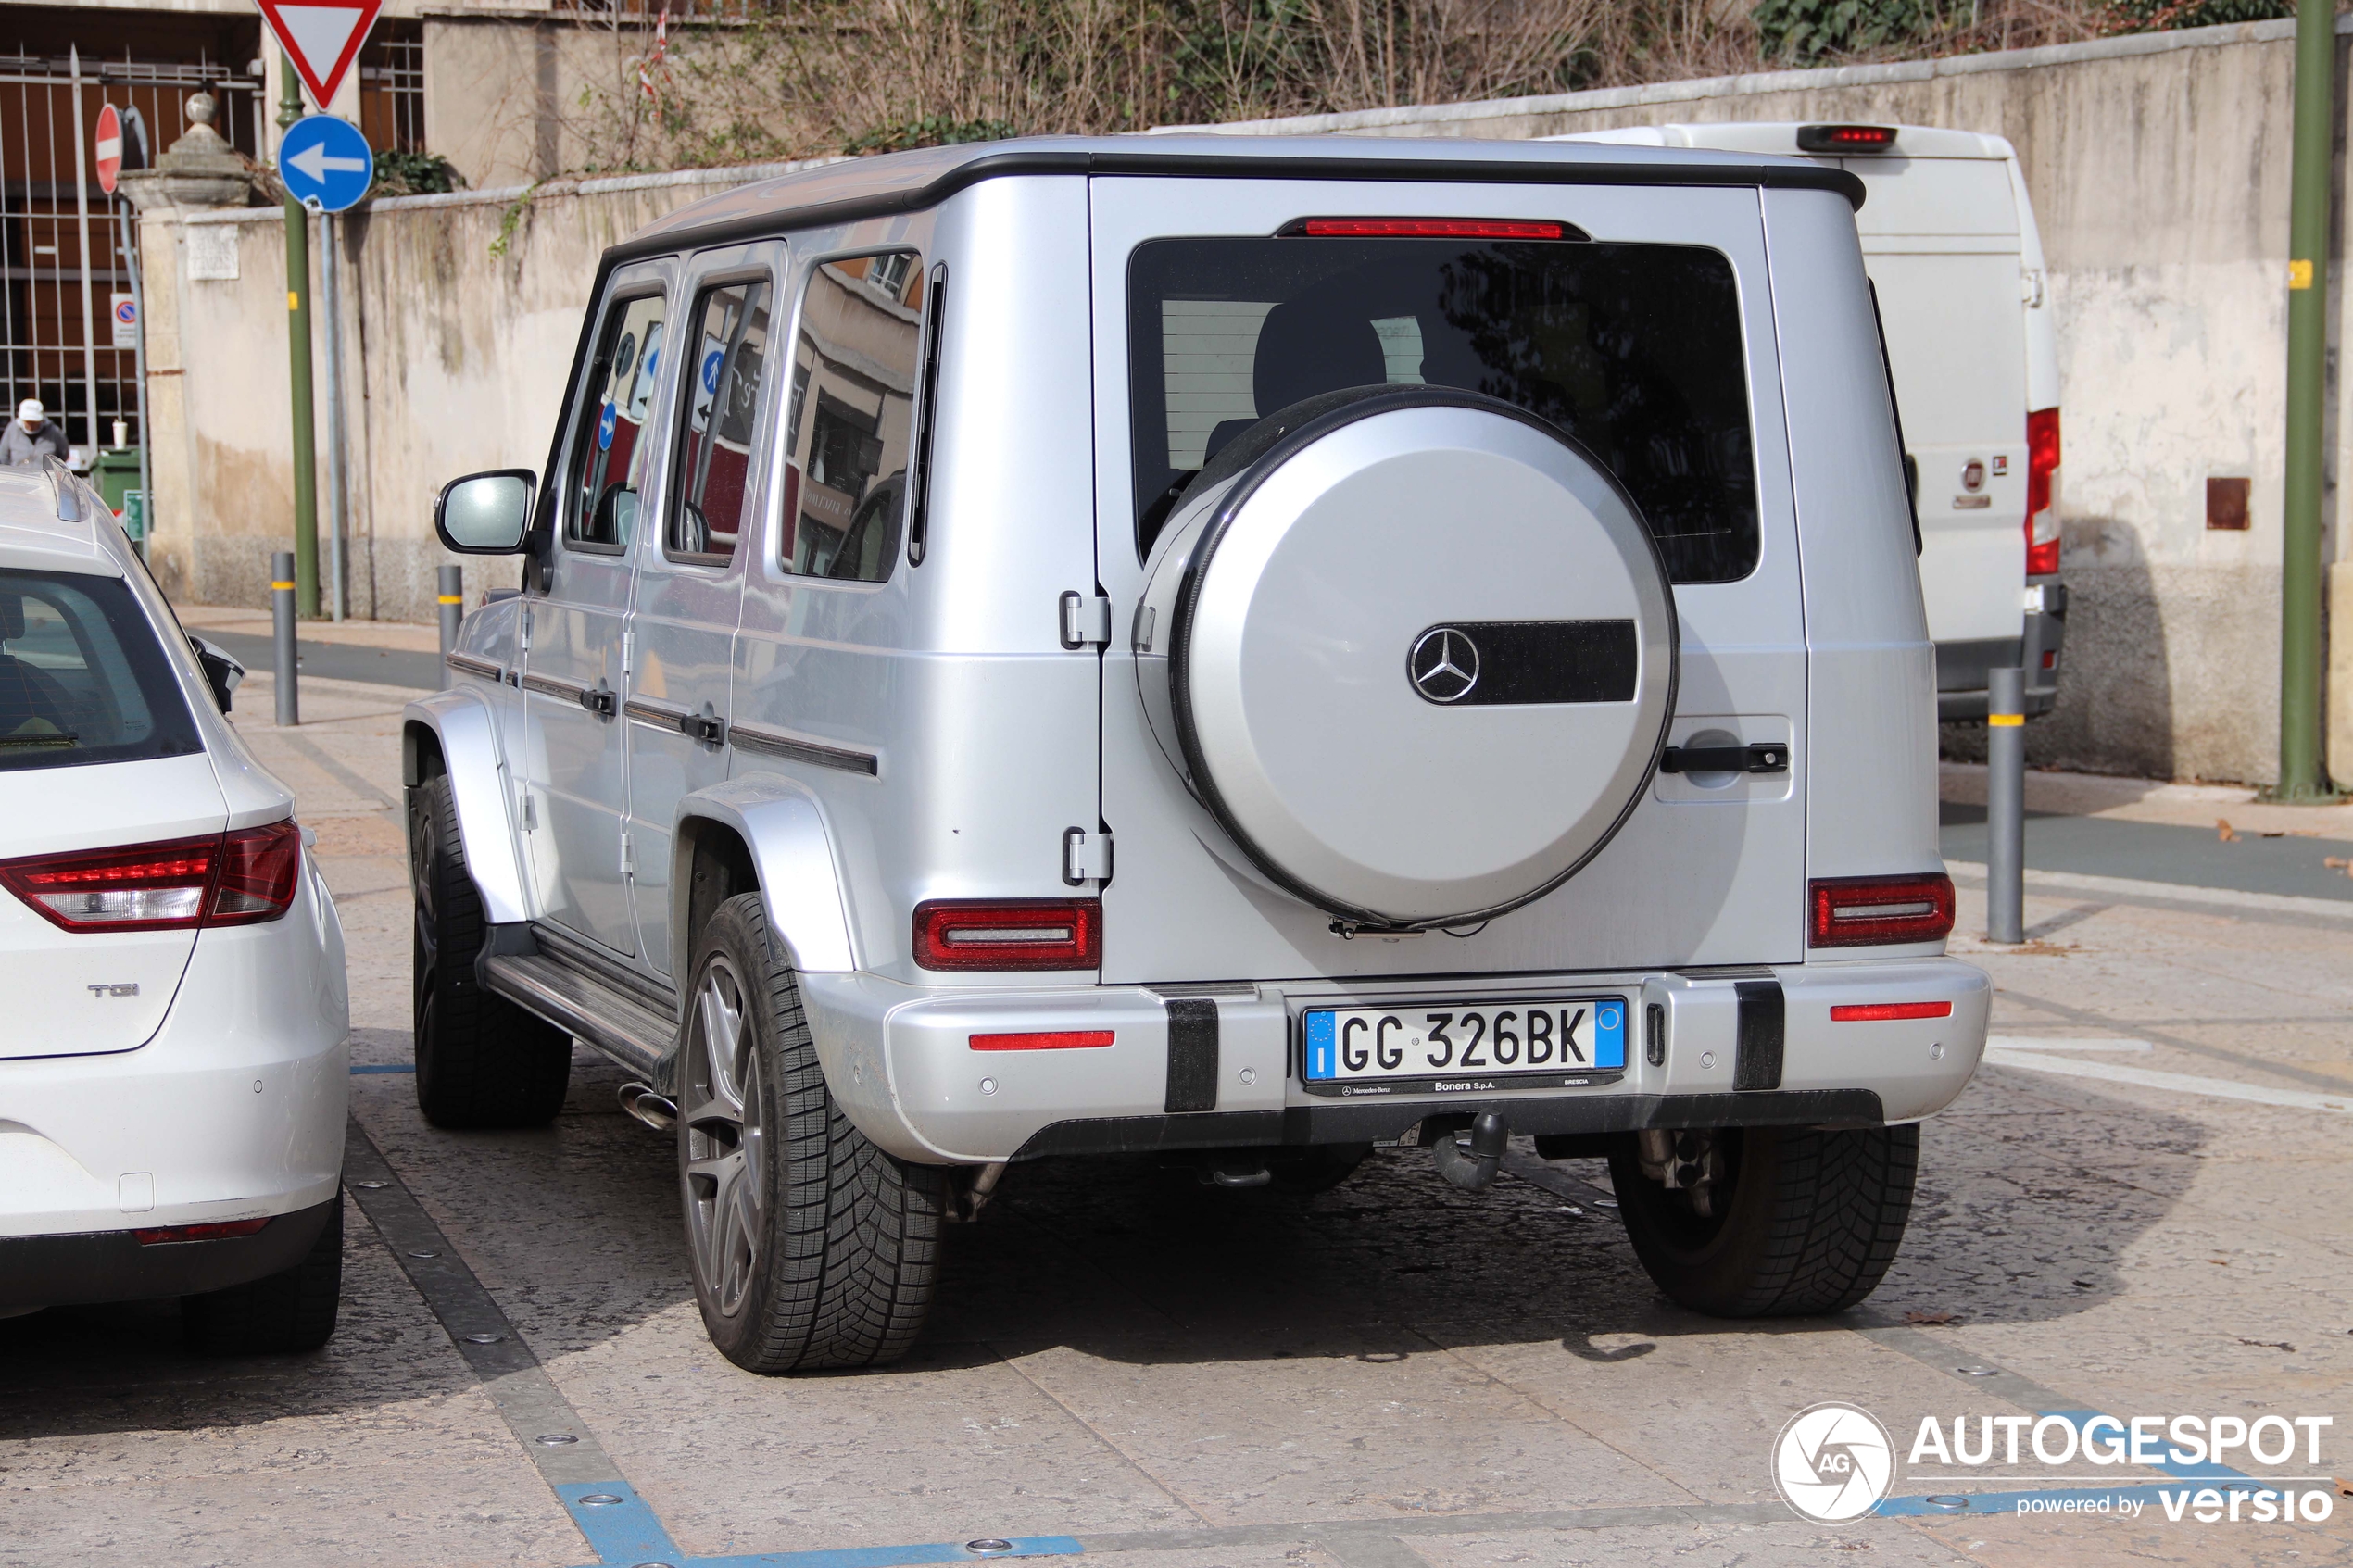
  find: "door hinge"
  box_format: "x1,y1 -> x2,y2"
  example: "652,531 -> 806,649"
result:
622,630 -> 635,676
520,792 -> 536,832
521,607 -> 532,652
1059,591 -> 1113,650
1063,826 -> 1113,885
621,832 -> 635,878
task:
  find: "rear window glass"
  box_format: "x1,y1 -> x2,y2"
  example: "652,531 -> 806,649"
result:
0,569 -> 201,772
1127,238 -> 1760,583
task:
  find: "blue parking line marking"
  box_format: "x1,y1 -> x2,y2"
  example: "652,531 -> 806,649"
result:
351,1063 -> 416,1073
559,1481 -> 685,1565
565,1535 -> 1085,1568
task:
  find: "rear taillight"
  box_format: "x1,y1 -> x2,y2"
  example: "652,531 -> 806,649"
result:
1796,124 -> 1898,153
1808,874 -> 1956,948
912,898 -> 1101,972
0,820 -> 303,934
2026,408 -> 2061,577
1286,218 -> 1571,240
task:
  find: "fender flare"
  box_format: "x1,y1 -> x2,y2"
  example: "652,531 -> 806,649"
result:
401,688 -> 530,926
673,777 -> 857,974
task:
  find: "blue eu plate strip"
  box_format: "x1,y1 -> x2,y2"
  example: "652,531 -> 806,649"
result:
1303,1010 -> 1335,1082
351,1063 -> 416,1074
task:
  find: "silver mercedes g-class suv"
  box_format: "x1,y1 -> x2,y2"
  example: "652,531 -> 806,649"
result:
408,135 -> 1988,1374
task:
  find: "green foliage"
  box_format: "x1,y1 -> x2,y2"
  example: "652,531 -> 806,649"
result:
2100,0 -> 2292,31
367,149 -> 467,199
843,115 -> 1020,154
1754,0 -> 1934,62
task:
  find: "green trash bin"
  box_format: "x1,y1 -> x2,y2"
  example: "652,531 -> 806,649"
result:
93,446 -> 143,544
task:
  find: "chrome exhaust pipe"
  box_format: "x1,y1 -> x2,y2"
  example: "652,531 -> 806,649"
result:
618,1082 -> 677,1132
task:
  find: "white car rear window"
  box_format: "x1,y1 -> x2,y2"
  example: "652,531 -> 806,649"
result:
0,570 -> 202,772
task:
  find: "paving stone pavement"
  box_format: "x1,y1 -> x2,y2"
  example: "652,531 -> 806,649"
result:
4,673 -> 2350,1568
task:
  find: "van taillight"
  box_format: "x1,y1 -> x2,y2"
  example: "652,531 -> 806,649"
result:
1796,124 -> 1898,153
912,898 -> 1101,971
0,820 -> 303,934
1808,874 -> 1955,947
2026,408 -> 2061,577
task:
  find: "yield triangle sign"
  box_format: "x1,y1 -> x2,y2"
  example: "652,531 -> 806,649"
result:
254,0 -> 383,110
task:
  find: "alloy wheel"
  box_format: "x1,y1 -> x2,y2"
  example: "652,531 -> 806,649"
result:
682,955 -> 763,1318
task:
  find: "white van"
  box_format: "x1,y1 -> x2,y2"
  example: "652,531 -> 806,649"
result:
1554,123 -> 2064,719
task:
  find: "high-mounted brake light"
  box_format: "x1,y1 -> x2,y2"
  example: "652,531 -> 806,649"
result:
1830,1000 -> 1954,1022
1808,874 -> 1956,948
913,898 -> 1101,972
2026,408 -> 2061,576
1287,218 -> 1574,240
0,820 -> 303,934
133,1218 -> 271,1246
1796,124 -> 1899,153
970,1030 -> 1115,1051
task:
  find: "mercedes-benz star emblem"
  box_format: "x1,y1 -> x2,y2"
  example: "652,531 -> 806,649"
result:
1409,627 -> 1480,704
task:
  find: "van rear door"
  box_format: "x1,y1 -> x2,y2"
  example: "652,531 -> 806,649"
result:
1848,156 -> 2028,653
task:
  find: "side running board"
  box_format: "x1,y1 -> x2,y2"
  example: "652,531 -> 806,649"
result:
477,922 -> 678,1081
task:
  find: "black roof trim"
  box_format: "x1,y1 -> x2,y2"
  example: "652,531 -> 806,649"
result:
603,146 -> 1865,265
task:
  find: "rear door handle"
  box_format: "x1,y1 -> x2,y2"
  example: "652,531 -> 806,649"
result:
1659,742 -> 1788,775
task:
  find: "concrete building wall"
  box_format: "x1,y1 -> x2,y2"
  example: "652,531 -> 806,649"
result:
1172,18 -> 2353,787
135,160 -> 824,620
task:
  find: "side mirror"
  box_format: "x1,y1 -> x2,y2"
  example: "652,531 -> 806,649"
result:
188,634 -> 244,714
435,470 -> 536,554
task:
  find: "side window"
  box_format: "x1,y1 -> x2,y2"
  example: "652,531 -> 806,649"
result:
781,250 -> 925,582
564,291 -> 669,553
668,278 -> 774,564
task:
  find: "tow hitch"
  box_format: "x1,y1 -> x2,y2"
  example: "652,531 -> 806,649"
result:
1428,1111 -> 1509,1192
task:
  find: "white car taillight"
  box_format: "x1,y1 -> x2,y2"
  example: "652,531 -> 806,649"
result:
0,820 -> 302,933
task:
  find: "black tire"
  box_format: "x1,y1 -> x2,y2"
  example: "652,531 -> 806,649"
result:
1609,1123 -> 1919,1317
678,892 -> 945,1373
409,771 -> 571,1129
182,1200 -> 343,1353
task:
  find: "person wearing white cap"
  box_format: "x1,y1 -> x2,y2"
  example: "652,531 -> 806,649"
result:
2,399 -> 69,467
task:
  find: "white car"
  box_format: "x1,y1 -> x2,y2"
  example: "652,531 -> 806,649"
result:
1553,122 -> 2067,719
0,459 -> 348,1350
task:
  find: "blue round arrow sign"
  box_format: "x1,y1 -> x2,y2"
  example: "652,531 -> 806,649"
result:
278,114 -> 374,214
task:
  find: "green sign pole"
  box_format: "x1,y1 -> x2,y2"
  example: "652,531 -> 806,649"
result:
278,52 -> 320,620
2278,0 -> 2336,798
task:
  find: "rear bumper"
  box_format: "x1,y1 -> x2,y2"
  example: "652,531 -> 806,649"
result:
0,1198 -> 336,1310
802,957 -> 1989,1164
1936,583 -> 2068,721
0,863 -> 347,1241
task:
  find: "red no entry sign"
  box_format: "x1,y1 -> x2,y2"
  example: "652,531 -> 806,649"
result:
94,103 -> 121,194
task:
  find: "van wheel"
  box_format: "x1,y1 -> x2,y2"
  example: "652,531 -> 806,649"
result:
409,772 -> 571,1129
182,1200 -> 343,1354
679,892 -> 945,1373
1609,1124 -> 1918,1317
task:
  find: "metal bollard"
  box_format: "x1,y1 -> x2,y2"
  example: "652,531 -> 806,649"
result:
1986,666 -> 2025,943
271,550 -> 299,728
437,564 -> 463,682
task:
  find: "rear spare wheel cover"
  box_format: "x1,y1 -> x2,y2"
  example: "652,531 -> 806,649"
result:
1164,389 -> 1676,927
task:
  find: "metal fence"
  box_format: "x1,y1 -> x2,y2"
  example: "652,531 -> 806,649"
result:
0,48 -> 263,455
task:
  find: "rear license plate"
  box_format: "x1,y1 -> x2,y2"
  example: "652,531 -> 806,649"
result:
1301,997 -> 1628,1097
